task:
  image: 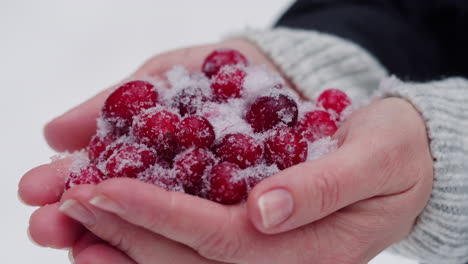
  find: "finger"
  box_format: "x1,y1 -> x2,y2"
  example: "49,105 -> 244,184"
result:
74,243 -> 136,264
72,232 -> 105,258
85,178 -> 256,262
59,185 -> 223,264
28,203 -> 85,248
18,158 -> 71,206
44,87 -> 114,152
246,140 -> 395,234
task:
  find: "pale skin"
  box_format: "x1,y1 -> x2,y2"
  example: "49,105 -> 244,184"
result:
19,39 -> 434,264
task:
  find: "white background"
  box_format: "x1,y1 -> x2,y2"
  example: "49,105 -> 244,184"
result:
0,0 -> 417,263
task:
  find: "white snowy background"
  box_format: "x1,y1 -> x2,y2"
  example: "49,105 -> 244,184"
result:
0,0 -> 417,263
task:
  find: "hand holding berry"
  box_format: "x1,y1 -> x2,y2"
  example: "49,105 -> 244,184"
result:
19,40 -> 434,263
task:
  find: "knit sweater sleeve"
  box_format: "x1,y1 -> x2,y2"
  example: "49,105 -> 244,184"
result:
237,28 -> 468,264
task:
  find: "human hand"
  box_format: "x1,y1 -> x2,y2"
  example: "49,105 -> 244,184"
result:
57,97 -> 433,263
18,38 -> 285,263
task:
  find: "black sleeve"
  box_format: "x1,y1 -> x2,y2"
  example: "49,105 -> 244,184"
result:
276,0 -> 468,81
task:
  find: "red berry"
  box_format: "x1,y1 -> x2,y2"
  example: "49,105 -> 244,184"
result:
98,141 -> 127,162
297,110 -> 338,142
206,162 -> 247,204
264,127 -> 308,170
105,145 -> 156,178
172,87 -> 210,117
202,49 -> 248,78
174,148 -> 216,194
211,66 -> 246,101
65,165 -> 105,190
213,133 -> 263,169
246,94 -> 298,133
141,168 -> 182,192
87,133 -> 118,162
316,89 -> 351,116
102,80 -> 158,133
132,109 -> 180,159
177,116 -> 215,150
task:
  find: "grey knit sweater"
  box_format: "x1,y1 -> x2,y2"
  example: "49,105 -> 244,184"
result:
240,28 -> 468,264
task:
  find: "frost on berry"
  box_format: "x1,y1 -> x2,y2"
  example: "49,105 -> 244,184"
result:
65,165 -> 106,190
172,87 -> 210,117
264,127 -> 308,170
246,94 -> 298,133
206,162 -> 247,204
316,89 -> 351,117
87,133 -> 118,162
202,49 -> 248,78
297,110 -> 338,142
105,144 -> 156,178
241,164 -> 279,191
139,167 -> 183,192
213,133 -> 263,169
176,116 -> 215,150
102,80 -> 158,133
211,66 -> 246,101
174,148 -> 216,194
132,108 -> 180,159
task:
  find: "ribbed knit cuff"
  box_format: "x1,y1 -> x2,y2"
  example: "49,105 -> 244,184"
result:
237,28 -> 387,104
379,77 -> 468,264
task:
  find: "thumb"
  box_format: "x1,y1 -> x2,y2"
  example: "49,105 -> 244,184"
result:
246,141 -> 387,234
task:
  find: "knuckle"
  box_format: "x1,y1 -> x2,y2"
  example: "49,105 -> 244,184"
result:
142,192 -> 175,232
108,225 -> 138,254
313,169 -> 341,216
193,213 -> 243,262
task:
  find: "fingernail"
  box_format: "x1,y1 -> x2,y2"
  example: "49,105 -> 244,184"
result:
258,189 -> 294,229
59,200 -> 96,226
89,195 -> 125,215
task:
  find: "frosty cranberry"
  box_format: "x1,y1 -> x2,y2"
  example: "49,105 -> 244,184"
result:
174,148 -> 215,194
264,127 -> 308,170
202,49 -> 248,78
206,162 -> 247,204
132,109 -> 180,158
211,66 -> 246,101
316,89 -> 351,116
102,80 -> 158,133
246,94 -> 298,133
297,110 -> 338,142
105,145 -> 156,178
172,87 -> 210,116
65,165 -> 105,190
213,133 -> 263,169
177,116 -> 215,149
87,133 -> 118,162
141,168 -> 182,192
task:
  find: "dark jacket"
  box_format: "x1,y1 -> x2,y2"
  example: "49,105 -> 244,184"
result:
277,0 -> 468,81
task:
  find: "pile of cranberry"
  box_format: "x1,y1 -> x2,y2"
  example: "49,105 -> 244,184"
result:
65,49 -> 351,204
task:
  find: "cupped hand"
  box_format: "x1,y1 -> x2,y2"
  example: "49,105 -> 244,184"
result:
59,98 -> 433,264
18,38 -> 282,263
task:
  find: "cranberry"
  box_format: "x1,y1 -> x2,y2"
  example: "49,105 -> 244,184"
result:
206,162 -> 247,204
202,49 -> 248,78
297,110 -> 338,142
102,80 -> 158,133
87,133 -> 118,162
105,145 -> 156,178
142,168 -> 182,192
213,133 -> 263,169
211,66 -> 246,101
316,89 -> 351,116
177,116 -> 215,149
246,94 -> 298,133
174,148 -> 216,194
98,141 -> 127,163
65,166 -> 105,190
264,127 -> 308,170
132,109 -> 180,159
172,87 -> 210,117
